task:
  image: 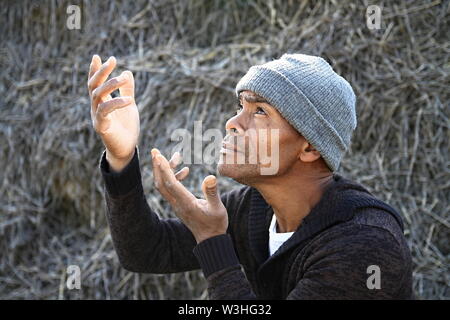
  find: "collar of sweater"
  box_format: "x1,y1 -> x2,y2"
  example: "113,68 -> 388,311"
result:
247,173 -> 404,265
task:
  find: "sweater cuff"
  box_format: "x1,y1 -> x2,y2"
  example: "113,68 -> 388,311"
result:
193,234 -> 240,278
99,147 -> 142,197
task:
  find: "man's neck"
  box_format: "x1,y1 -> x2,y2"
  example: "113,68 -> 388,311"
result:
253,166 -> 334,233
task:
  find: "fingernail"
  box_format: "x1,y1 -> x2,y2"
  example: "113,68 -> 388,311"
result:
206,176 -> 216,188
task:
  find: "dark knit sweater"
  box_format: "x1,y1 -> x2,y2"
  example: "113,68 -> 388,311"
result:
100,149 -> 414,300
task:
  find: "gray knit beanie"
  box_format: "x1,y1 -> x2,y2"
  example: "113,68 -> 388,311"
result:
235,53 -> 357,172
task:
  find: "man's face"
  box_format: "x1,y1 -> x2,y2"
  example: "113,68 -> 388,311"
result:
217,90 -> 306,184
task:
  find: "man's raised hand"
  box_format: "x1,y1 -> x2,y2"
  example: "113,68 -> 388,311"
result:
88,55 -> 140,172
151,148 -> 228,244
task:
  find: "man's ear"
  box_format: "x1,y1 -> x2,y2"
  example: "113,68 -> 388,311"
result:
298,141 -> 321,163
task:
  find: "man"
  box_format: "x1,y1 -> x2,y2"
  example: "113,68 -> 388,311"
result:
87,53 -> 414,299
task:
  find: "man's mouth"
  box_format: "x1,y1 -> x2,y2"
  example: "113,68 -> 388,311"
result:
220,142 -> 242,154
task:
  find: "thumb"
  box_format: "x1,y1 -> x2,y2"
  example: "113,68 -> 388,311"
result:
202,175 -> 221,207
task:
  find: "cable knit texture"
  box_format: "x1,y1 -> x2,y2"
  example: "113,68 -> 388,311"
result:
235,53 -> 357,172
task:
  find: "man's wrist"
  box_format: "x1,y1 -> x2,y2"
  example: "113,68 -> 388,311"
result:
106,149 -> 135,173
195,232 -> 227,244
100,147 -> 142,197
193,234 -> 240,278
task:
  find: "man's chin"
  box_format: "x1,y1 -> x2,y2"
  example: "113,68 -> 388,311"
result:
217,163 -> 260,184
217,163 -> 233,178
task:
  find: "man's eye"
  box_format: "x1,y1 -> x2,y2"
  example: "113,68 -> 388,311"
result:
256,107 -> 266,115
235,104 -> 266,116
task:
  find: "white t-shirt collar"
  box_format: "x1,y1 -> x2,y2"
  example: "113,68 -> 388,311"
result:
268,213 -> 295,256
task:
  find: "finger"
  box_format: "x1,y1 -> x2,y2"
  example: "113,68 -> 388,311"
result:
92,75 -> 128,111
151,148 -> 176,203
156,153 -> 196,203
88,56 -> 117,95
202,175 -> 221,207
174,167 -> 189,181
119,70 -> 135,99
88,55 -> 101,81
169,151 -> 181,169
97,96 -> 133,117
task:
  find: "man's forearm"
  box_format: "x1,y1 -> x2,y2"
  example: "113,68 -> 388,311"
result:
101,148 -> 200,273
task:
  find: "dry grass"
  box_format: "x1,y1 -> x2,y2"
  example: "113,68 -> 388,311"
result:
0,0 -> 448,299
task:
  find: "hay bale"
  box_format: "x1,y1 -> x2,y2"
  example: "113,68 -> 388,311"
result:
0,0 -> 448,299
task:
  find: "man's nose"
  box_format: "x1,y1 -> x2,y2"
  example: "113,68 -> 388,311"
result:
225,113 -> 246,136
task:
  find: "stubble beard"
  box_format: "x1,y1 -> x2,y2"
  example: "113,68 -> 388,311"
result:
217,159 -> 261,185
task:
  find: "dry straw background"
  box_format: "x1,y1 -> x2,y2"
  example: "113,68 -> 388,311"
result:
0,0 -> 449,299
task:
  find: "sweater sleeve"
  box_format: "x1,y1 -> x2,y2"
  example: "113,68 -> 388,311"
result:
193,234 -> 257,300
286,224 -> 412,300
101,148 -> 199,273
